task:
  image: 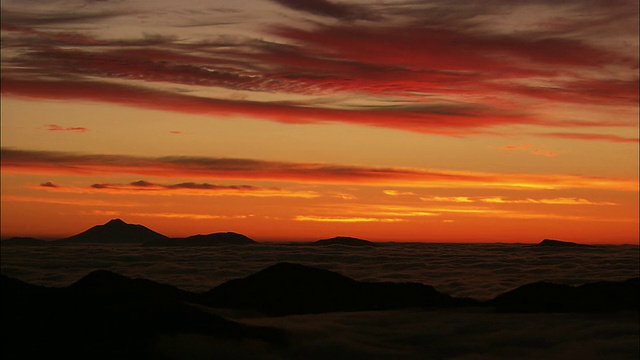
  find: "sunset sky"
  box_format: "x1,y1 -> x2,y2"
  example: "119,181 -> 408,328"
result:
1,0 -> 638,243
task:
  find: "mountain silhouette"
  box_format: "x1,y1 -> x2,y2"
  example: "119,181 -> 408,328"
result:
312,236 -> 377,247
487,277 -> 639,312
203,262 -> 474,315
60,218 -> 169,244
1,271 -> 287,359
536,239 -> 593,247
1,236 -> 48,246
68,269 -> 199,303
144,232 -> 256,246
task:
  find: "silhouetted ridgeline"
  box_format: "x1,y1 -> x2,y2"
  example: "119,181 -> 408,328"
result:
0,219 -> 612,247
1,271 -> 286,359
0,219 -> 261,246
488,278 -> 639,312
536,239 -> 593,248
204,262 -> 474,315
144,232 -> 256,246
2,262 -> 638,357
312,236 -> 377,247
61,218 -> 169,244
1,236 -> 48,246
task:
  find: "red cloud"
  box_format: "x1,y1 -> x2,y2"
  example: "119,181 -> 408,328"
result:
2,77 -> 537,135
45,124 -> 89,132
498,79 -> 639,106
274,25 -> 614,71
1,1 -> 636,136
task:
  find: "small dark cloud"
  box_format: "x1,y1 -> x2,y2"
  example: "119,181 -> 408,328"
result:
40,181 -> 59,188
90,183 -> 110,189
130,180 -> 156,187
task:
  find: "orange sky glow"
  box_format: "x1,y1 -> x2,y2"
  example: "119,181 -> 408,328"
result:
1,0 -> 638,243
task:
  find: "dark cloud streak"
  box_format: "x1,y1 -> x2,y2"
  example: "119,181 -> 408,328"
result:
45,124 -> 90,132
91,180 -> 260,192
270,0 -> 379,21
2,148 -> 637,191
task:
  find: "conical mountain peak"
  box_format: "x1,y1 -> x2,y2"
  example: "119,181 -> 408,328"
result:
106,218 -> 127,225
62,219 -> 168,244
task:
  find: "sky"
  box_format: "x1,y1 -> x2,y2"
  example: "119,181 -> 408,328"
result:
1,0 -> 638,243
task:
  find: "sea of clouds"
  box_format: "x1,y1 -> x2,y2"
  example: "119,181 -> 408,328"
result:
2,243 -> 637,300
2,242 -> 639,359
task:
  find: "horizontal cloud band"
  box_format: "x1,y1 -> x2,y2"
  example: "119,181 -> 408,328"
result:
2,148 -> 637,191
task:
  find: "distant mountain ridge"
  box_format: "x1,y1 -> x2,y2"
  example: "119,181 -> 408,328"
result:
312,236 -> 377,247
144,232 -> 256,246
2,219 -> 257,246
536,239 -> 593,247
1,237 -> 48,246
0,220 -> 612,246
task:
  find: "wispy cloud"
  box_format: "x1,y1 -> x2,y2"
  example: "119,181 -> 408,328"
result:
3,148 -> 636,191
1,1 -> 636,136
33,179 -> 318,198
294,215 -> 403,223
420,196 -> 474,203
294,203 -> 607,224
45,124 -> 90,132
1,195 -> 137,207
541,132 -> 640,143
419,195 -> 615,206
130,212 -> 252,220
501,144 -> 557,157
0,77 -> 536,135
383,190 -> 417,196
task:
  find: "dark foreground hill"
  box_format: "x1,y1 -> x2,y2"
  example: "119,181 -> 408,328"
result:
144,232 -> 256,246
61,218 -> 169,244
3,263 -> 638,358
1,271 -> 286,359
312,236 -> 377,247
488,277 -> 639,313
203,262 -> 475,315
